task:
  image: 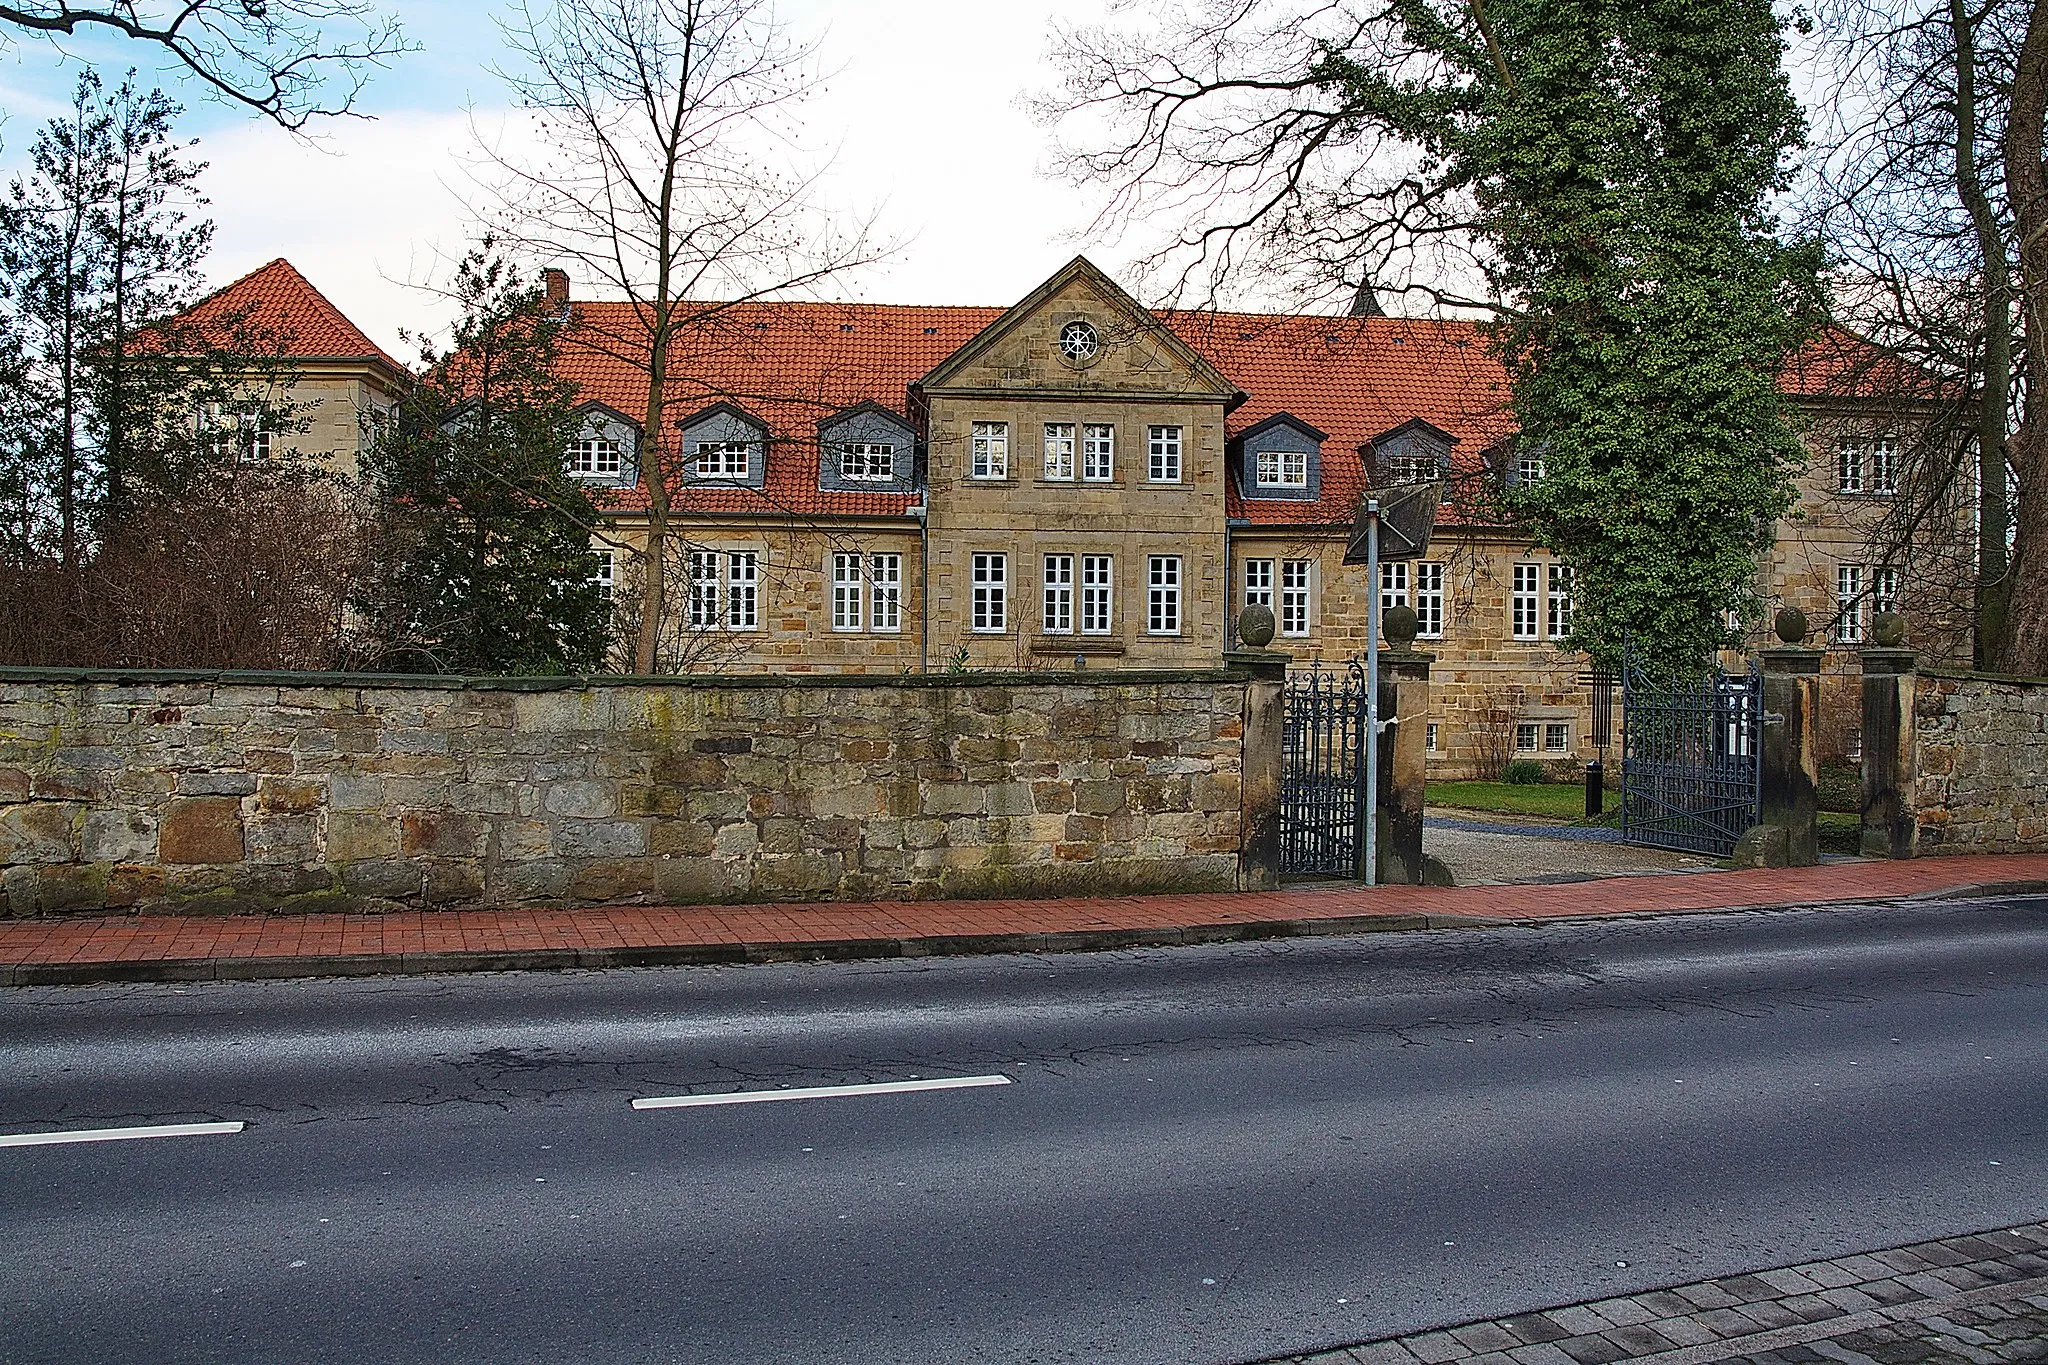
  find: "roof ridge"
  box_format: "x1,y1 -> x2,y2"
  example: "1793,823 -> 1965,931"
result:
174,257 -> 404,371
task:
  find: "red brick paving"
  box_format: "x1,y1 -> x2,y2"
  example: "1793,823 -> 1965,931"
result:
2,855 -> 2045,981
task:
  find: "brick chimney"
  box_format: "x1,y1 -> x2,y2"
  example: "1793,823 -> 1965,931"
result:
542,268 -> 570,311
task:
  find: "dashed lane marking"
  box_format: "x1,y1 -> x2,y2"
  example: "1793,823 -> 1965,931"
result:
0,1120 -> 245,1149
632,1075 -> 1012,1110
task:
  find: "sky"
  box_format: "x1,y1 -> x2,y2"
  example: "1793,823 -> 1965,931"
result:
0,1 -> 1143,358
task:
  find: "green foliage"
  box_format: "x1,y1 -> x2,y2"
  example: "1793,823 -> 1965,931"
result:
1501,757 -> 1549,785
1427,780 -> 1610,821
361,243 -> 610,675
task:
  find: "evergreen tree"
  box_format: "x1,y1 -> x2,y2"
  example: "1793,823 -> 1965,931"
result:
362,244 -> 610,675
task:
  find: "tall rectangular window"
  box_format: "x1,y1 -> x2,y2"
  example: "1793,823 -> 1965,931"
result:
838,443 -> 895,482
1148,556 -> 1182,635
1547,565 -> 1576,640
1255,449 -> 1307,488
1870,438 -> 1899,494
1837,564 -> 1866,643
830,552 -> 864,632
569,438 -> 623,478
1081,555 -> 1113,634
1511,563 -> 1541,640
1836,441 -> 1863,494
1043,423 -> 1076,481
1874,564 -> 1899,617
593,549 -> 615,601
1244,558 -> 1275,611
972,553 -> 1007,632
870,554 -> 902,632
971,422 -> 1009,479
1415,561 -> 1445,638
1042,554 -> 1074,633
1148,426 -> 1182,482
1082,424 -> 1115,482
689,551 -> 722,628
726,552 -> 758,630
1516,722 -> 1540,752
1380,560 -> 1409,614
695,441 -> 750,480
1281,560 -> 1313,637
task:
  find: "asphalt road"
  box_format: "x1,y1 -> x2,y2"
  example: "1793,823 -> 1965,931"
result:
2,897 -> 2045,1365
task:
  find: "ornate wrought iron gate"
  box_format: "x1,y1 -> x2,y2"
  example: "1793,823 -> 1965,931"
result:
1281,662 -> 1367,877
1620,656 -> 1764,857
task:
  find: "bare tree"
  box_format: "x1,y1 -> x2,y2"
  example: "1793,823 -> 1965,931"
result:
0,2 -> 412,130
2003,0 -> 2048,674
484,0 -> 884,674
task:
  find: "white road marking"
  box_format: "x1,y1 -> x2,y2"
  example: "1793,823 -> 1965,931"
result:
0,1120 -> 244,1149
632,1075 -> 1011,1111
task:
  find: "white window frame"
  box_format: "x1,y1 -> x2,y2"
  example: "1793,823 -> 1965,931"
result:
1837,564 -> 1866,644
1870,438 -> 1899,495
1515,722 -> 1541,753
1544,722 -> 1570,753
1148,426 -> 1182,483
971,422 -> 1009,480
695,441 -> 751,480
1043,553 -> 1075,634
1080,555 -> 1113,635
593,549 -> 615,601
1425,722 -> 1439,753
830,552 -> 864,632
1043,423 -> 1076,481
1389,453 -> 1438,484
1874,564 -> 1899,618
1836,441 -> 1863,494
1082,424 -> 1115,482
1148,555 -> 1182,635
972,553 -> 1008,633
1379,560 -> 1409,615
838,442 -> 895,483
1255,448 -> 1308,489
569,437 -> 623,479
870,554 -> 902,633
1547,564 -> 1575,640
1511,563 -> 1541,641
689,550 -> 722,629
1244,558 -> 1275,611
1415,561 -> 1445,639
725,551 -> 758,631
1516,451 -> 1546,484
246,420 -> 273,461
1280,559 -> 1313,638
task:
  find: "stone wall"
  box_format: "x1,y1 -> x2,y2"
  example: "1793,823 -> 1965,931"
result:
0,665 -> 1267,918
1908,669 -> 2048,854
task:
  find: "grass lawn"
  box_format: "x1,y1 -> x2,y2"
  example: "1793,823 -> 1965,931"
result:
1427,780 -> 1608,822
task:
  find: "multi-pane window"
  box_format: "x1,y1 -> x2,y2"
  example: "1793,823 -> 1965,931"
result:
870,554 -> 902,632
1148,426 -> 1182,482
1516,450 -> 1546,484
689,551 -> 722,629
1148,556 -> 1182,634
690,551 -> 758,629
1244,558 -> 1275,611
1511,564 -> 1541,640
831,553 -> 864,632
593,550 -> 615,601
725,552 -> 758,630
1043,423 -> 1076,481
1544,722 -> 1570,753
1837,564 -> 1866,643
248,425 -> 273,461
1415,561 -> 1445,638
1388,453 -> 1439,483
1870,438 -> 1899,494
1081,555 -> 1113,634
569,438 -> 622,478
972,553 -> 1007,632
1380,561 -> 1408,614
1547,565 -> 1576,640
1874,564 -> 1900,618
1255,449 -> 1308,488
695,441 -> 750,479
1082,424 -> 1115,482
1043,554 -> 1075,633
1280,560 -> 1312,637
838,443 -> 895,482
971,422 -> 1009,479
1425,722 -> 1439,753
1516,722 -> 1540,752
1836,441 -> 1864,494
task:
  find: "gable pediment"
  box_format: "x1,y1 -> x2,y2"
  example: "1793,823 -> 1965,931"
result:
916,256 -> 1241,403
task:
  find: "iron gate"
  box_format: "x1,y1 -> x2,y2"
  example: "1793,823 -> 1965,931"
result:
1620,654 -> 1763,857
1281,662 -> 1367,876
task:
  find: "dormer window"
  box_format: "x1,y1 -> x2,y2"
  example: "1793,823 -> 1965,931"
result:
1387,451 -> 1443,483
1516,450 -> 1545,484
1256,449 -> 1308,488
839,442 -> 895,482
569,438 -> 623,479
695,441 -> 751,479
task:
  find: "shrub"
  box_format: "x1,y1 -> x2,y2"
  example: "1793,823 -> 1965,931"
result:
1503,758 -> 1549,785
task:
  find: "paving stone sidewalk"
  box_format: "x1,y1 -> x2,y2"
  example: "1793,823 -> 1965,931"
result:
1265,1221 -> 2048,1365
0,853 -> 2045,986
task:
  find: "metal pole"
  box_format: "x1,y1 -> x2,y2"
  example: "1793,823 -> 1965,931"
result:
1364,499 -> 1380,888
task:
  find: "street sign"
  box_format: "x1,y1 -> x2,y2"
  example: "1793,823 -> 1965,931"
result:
1343,479 -> 1440,564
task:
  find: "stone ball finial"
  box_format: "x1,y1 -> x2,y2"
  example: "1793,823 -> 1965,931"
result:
1871,611 -> 1907,647
1237,603 -> 1276,649
1774,606 -> 1808,645
1382,603 -> 1420,647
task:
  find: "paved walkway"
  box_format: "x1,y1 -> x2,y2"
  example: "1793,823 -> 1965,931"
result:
1266,1220 -> 2048,1365
1424,814 -> 1719,886
1,853 -> 2044,985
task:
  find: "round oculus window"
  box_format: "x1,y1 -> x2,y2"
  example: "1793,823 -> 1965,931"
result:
1058,319 -> 1101,363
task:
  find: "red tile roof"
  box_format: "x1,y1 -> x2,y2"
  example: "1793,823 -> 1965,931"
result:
172,258 -> 406,374
552,298 -> 1892,527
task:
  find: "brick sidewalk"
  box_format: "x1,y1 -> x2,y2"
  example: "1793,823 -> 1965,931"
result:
2,853 -> 2045,985
1268,1220 -> 2048,1365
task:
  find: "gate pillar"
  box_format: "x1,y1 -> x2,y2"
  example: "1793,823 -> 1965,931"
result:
1376,646 -> 1434,884
1859,614 -> 1917,858
1759,631 -> 1823,868
1230,645 -> 1290,891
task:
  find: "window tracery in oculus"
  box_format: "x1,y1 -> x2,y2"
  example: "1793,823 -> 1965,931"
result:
1059,319 -> 1100,361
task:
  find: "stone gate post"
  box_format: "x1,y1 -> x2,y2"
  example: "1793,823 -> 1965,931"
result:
1758,618 -> 1823,868
1229,624 -> 1289,892
1375,605 -> 1436,886
1859,613 -> 1917,858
